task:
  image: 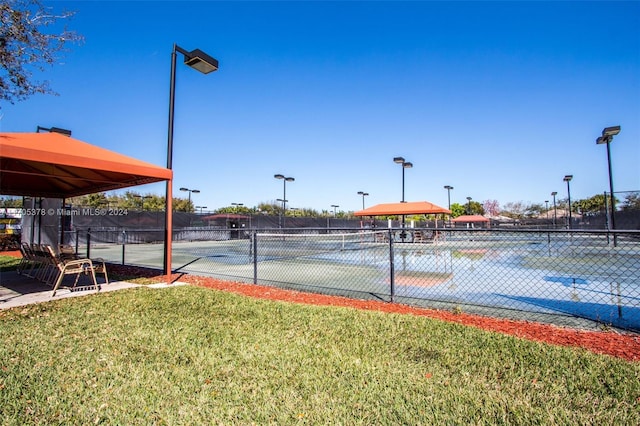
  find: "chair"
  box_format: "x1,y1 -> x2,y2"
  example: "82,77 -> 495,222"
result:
31,244 -> 54,282
57,245 -> 108,285
17,243 -> 36,276
45,245 -> 109,297
58,244 -> 79,261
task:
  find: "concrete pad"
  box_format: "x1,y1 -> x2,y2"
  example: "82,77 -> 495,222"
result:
0,270 -> 140,310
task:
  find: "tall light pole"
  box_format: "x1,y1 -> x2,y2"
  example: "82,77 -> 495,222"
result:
551,191 -> 558,228
466,196 -> 472,215
444,185 -> 453,226
597,125 -> 620,246
393,157 -> 413,203
545,200 -> 549,220
164,44 -> 218,276
195,206 -> 207,214
231,202 -> 243,212
357,191 -> 369,210
274,174 -> 294,228
393,157 -> 413,240
444,185 -> 453,211
331,204 -> 339,217
563,175 -> 573,229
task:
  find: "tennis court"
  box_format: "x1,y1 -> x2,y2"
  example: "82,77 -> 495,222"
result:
85,229 -> 640,331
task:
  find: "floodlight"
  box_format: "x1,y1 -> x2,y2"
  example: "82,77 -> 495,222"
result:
602,126 -> 621,137
183,49 -> 219,74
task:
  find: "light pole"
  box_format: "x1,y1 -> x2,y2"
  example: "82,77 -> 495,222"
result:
331,204 -> 339,217
563,175 -> 573,229
444,185 -> 453,211
551,191 -> 558,228
393,157 -> 413,203
274,174 -> 294,228
545,200 -> 549,220
164,44 -> 218,276
393,157 -> 413,240
466,197 -> 472,215
444,185 -> 453,226
357,191 -> 369,210
596,125 -> 620,246
196,206 -> 207,214
231,202 -> 243,212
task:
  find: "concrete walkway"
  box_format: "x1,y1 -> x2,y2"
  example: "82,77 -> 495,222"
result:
0,270 -> 141,309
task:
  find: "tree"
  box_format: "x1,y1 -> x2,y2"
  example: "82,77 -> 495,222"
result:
502,201 -> 527,219
172,197 -> 192,213
482,199 -> 500,217
449,203 -> 466,218
574,194 -> 607,215
0,196 -> 22,207
525,202 -> 544,218
621,193 -> 640,211
464,201 -> 484,216
0,0 -> 82,106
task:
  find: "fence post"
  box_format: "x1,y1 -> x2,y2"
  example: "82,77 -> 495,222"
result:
389,228 -> 395,302
122,230 -> 126,265
253,231 -> 258,284
617,281 -> 623,319
86,228 -> 91,258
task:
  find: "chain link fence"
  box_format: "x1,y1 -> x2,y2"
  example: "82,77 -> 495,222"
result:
77,227 -> 640,332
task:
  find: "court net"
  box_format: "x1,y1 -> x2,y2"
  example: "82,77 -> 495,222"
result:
253,230 -> 388,258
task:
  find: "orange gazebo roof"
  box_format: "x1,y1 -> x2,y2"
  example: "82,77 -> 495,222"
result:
354,201 -> 451,217
0,132 -> 172,198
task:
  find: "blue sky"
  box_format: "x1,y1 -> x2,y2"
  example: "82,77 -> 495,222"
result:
2,1 -> 639,213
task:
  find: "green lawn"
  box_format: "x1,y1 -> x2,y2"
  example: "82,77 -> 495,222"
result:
0,255 -> 20,272
0,285 -> 638,425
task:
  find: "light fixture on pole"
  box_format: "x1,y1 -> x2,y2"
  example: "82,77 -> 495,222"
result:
179,187 -> 200,203
596,125 -> 620,246
36,125 -> 72,136
195,206 -> 207,214
331,204 -> 339,217
563,175 -> 573,229
393,157 -> 413,240
357,191 -> 369,210
466,196 -> 472,215
274,174 -> 294,228
164,43 -> 218,277
551,191 -> 558,228
231,202 -> 243,212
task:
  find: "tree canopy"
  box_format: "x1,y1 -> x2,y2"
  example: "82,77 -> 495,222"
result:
0,0 -> 82,106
